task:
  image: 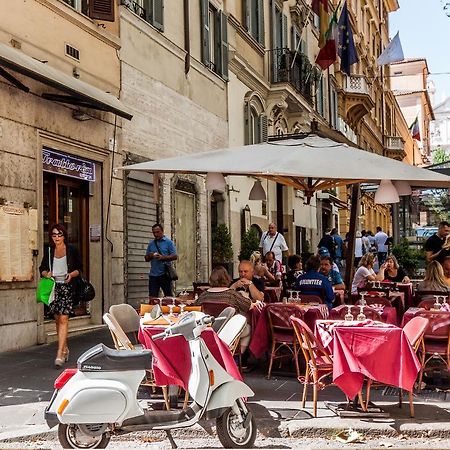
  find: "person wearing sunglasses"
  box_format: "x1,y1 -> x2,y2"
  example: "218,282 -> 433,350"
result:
39,223 -> 82,368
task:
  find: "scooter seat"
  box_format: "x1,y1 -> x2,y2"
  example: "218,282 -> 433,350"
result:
78,344 -> 152,372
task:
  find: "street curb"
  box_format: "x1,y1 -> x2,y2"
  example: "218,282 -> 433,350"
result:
2,417 -> 450,444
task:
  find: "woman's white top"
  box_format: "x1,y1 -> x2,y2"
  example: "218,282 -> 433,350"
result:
53,256 -> 68,283
351,266 -> 375,293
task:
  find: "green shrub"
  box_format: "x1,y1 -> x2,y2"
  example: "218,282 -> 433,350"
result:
211,224 -> 233,264
391,238 -> 424,276
239,227 -> 260,261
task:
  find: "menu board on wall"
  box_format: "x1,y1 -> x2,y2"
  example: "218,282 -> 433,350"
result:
0,205 -> 33,282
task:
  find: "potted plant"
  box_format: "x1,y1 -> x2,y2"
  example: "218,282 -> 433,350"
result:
239,227 -> 260,261
391,238 -> 424,277
212,224 -> 234,277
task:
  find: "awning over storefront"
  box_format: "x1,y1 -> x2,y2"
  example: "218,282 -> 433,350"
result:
119,134 -> 450,191
0,43 -> 132,120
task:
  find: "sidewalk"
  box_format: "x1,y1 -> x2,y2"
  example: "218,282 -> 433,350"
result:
1,328 -> 450,443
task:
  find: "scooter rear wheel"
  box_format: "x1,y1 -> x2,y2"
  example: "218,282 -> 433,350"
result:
216,403 -> 256,448
58,424 -> 110,449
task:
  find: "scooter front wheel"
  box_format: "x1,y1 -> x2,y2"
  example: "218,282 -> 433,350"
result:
58,423 -> 110,449
216,401 -> 256,448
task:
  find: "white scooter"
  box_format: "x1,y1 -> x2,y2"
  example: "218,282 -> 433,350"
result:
45,312 -> 256,449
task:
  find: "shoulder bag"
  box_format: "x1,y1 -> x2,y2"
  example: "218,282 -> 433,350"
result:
73,273 -> 96,304
154,240 -> 178,281
36,248 -> 56,305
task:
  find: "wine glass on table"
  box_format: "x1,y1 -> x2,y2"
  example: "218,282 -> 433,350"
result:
344,304 -> 354,322
433,295 -> 441,311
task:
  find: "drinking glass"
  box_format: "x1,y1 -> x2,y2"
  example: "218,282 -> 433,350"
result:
288,290 -> 293,302
357,305 -> 366,321
433,295 -> 441,310
344,305 -> 354,321
179,303 -> 186,315
168,303 -> 175,317
360,292 -> 367,307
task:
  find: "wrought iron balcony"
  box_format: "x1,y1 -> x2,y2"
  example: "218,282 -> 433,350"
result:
121,0 -> 147,20
269,48 -> 320,105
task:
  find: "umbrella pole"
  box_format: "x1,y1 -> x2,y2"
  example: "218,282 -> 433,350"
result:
344,183 -> 359,292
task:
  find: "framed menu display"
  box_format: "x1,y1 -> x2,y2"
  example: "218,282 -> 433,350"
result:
0,205 -> 33,282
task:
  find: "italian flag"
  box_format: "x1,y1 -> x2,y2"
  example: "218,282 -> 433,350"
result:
315,8 -> 338,70
312,0 -> 329,49
409,116 -> 421,141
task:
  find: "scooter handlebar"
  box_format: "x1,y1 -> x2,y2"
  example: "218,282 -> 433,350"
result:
150,314 -> 215,341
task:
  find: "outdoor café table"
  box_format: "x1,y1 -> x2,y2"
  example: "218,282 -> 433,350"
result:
402,306 -> 450,327
315,320 -> 421,400
264,286 -> 282,303
138,317 -> 242,390
249,303 -> 328,359
329,304 -> 398,326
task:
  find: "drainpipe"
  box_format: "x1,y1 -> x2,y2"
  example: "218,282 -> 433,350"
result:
184,0 -> 190,75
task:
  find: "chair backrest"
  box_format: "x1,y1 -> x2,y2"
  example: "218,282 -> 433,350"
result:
357,296 -> 391,307
212,306 -> 236,333
403,316 -> 430,350
331,305 -> 382,322
109,304 -> 140,344
358,286 -> 390,299
201,301 -> 231,317
416,310 -> 450,341
103,312 -> 135,350
291,316 -> 332,366
193,282 -> 211,296
148,296 -> 161,305
218,314 -> 247,349
417,299 -> 437,310
266,303 -> 303,333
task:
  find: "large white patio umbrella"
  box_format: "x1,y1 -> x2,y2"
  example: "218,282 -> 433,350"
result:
120,135 -> 450,193
120,134 -> 450,287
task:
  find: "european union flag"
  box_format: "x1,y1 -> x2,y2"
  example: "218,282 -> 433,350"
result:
338,1 -> 358,75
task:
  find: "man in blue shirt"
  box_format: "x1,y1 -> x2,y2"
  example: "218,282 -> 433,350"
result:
295,255 -> 334,308
144,224 -> 178,297
331,228 -> 344,268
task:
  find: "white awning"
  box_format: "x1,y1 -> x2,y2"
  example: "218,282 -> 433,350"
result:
119,135 -> 450,190
0,43 -> 132,120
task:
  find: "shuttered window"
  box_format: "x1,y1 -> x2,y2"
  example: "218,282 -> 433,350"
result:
244,102 -> 267,145
244,0 -> 265,46
89,0 -> 115,21
200,0 -> 229,80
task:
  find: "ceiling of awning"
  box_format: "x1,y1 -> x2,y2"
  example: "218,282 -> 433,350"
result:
0,43 -> 133,120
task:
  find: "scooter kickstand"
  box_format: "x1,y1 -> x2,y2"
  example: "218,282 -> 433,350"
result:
165,430 -> 178,449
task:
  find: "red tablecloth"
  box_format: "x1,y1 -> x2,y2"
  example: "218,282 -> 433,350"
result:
315,321 -> 420,399
138,326 -> 242,390
329,305 -> 398,325
249,303 -> 328,359
402,307 -> 450,327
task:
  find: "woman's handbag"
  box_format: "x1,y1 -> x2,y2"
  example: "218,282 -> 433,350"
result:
74,275 -> 96,303
36,248 -> 55,305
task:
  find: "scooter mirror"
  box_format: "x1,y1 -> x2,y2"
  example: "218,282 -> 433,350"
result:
150,304 -> 162,320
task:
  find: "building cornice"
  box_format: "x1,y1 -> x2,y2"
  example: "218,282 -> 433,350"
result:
36,0 -> 121,49
229,52 -> 270,97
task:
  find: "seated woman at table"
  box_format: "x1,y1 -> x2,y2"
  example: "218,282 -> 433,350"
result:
262,251 -> 282,286
351,253 -> 384,294
378,254 -> 411,283
196,266 -> 251,315
285,254 -> 303,289
250,251 -> 272,281
417,261 -> 450,295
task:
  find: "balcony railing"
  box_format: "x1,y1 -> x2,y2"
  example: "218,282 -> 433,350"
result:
121,0 -> 147,21
344,75 -> 371,96
385,136 -> 404,151
269,48 -> 320,104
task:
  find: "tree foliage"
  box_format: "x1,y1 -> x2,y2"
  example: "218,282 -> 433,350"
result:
432,147 -> 450,164
239,227 -> 260,261
391,238 -> 424,277
211,224 -> 233,264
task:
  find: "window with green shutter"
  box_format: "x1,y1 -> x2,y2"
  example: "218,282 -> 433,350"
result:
121,0 -> 164,31
244,0 -> 265,46
200,0 -> 228,80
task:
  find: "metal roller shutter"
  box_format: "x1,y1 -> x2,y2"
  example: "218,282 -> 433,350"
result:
125,172 -> 157,308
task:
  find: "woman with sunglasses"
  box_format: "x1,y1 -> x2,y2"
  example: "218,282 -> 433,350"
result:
39,224 -> 82,368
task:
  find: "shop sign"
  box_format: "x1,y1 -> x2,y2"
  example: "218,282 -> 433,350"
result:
42,147 -> 95,182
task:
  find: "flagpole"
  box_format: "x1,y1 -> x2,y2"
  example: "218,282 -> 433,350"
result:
290,3 -> 312,69
327,66 -> 332,125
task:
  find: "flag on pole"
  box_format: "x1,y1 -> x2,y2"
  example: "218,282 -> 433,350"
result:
315,9 -> 339,70
337,1 -> 358,75
377,32 -> 404,66
312,0 -> 329,48
409,116 -> 421,141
